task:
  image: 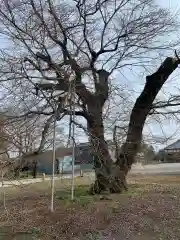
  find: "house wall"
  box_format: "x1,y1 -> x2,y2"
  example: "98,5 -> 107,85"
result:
25,143 -> 116,174
26,145 -> 94,174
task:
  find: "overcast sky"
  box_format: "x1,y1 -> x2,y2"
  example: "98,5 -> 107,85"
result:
146,0 -> 180,150
1,0 -> 180,152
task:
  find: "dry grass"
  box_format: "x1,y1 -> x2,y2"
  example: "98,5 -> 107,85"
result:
0,175 -> 180,239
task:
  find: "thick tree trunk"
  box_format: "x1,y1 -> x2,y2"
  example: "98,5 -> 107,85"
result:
88,110 -> 111,194
87,104 -> 127,194
117,57 -> 180,173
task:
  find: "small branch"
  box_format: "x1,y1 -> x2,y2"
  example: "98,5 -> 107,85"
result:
152,102 -> 180,109
4,110 -> 54,120
37,83 -> 68,92
71,119 -> 88,134
63,108 -> 91,122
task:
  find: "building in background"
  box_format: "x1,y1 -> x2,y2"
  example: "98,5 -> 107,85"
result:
58,143 -> 94,174
24,141 -> 116,175
157,140 -> 180,163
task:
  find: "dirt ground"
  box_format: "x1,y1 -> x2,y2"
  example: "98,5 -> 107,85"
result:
0,175 -> 180,239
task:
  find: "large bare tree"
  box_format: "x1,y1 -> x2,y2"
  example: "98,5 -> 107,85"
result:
0,0 -> 179,193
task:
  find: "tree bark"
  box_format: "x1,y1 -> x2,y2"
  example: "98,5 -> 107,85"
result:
87,103 -> 127,194
87,103 -> 110,193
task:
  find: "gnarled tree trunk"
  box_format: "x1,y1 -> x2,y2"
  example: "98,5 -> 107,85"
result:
117,57 -> 180,172
87,103 -> 127,194
89,56 -> 180,194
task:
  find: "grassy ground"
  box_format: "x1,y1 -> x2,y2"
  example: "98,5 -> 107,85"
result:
0,175 -> 180,239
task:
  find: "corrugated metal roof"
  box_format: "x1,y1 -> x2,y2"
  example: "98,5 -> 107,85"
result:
164,140 -> 180,150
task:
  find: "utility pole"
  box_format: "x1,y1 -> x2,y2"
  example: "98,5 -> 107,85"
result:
50,106 -> 57,212
71,81 -> 76,201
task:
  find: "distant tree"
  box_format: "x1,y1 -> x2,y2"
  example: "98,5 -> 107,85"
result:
1,113 -> 66,178
136,142 -> 156,164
